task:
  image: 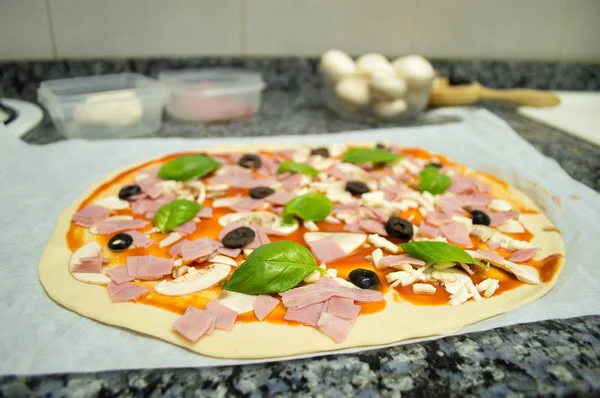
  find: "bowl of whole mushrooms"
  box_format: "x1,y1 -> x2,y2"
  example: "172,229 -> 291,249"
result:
320,49 -> 436,123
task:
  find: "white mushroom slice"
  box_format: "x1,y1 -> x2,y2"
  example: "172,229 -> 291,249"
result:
156,180 -> 179,192
371,248 -> 383,268
208,255 -> 239,267
186,181 -> 206,205
367,234 -> 399,253
335,212 -> 358,224
471,225 -> 534,251
93,196 -> 130,210
172,265 -> 189,278
206,183 -> 229,191
310,156 -> 336,171
213,197 -> 241,208
216,291 -> 257,314
154,263 -> 231,296
488,199 -> 512,212
89,215 -> 133,235
413,283 -> 436,295
467,250 -> 540,284
218,211 -> 298,235
304,221 -> 319,231
304,232 -> 367,255
69,241 -> 111,285
159,232 -> 183,248
498,220 -> 525,234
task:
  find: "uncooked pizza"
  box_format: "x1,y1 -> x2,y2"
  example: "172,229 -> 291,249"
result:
39,143 -> 564,358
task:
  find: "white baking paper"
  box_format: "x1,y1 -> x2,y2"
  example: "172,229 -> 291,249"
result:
0,109 -> 599,375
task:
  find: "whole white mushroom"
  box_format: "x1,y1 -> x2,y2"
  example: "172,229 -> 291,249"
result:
320,49 -> 357,81
372,99 -> 408,118
335,77 -> 371,107
391,55 -> 435,82
370,69 -> 407,100
356,53 -> 395,76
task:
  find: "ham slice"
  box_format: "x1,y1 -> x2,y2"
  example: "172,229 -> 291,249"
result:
378,254 -> 426,267
280,277 -> 384,309
197,207 -> 213,219
181,238 -> 222,262
332,202 -> 360,214
173,221 -> 197,235
265,191 -> 294,206
325,297 -> 361,321
126,255 -> 173,280
283,302 -> 325,326
489,212 -> 507,227
343,222 -> 363,233
307,238 -> 347,263
440,223 -> 473,247
173,306 -> 217,342
448,175 -> 490,195
437,196 -> 465,215
254,295 -> 280,321
169,239 -> 190,258
205,301 -> 238,331
131,193 -> 176,216
280,173 -> 303,190
358,219 -> 387,236
509,248 -> 540,263
72,253 -> 104,273
418,222 -> 442,238
381,183 -> 408,201
476,249 -> 504,262
363,207 -> 389,223
217,247 -> 241,258
126,230 -> 154,248
106,264 -> 134,284
230,198 -> 265,212
460,193 -> 494,208
72,206 -> 111,227
209,168 -> 276,188
246,226 -> 271,249
96,219 -> 149,235
317,312 -> 353,343
425,212 -> 452,227
107,281 -> 149,303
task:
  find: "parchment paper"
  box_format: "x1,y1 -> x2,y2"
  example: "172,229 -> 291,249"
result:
1,109 -> 599,375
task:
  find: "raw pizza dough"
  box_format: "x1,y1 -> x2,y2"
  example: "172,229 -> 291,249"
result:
38,143 -> 565,359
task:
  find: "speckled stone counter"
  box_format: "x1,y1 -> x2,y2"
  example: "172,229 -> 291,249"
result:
1,58 -> 599,397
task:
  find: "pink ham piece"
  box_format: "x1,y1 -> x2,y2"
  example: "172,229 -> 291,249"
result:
307,238 -> 347,263
280,173 -> 303,190
425,212 -> 452,227
509,248 -> 540,263
489,211 -> 521,227
218,222 -> 243,241
363,207 -> 389,224
343,221 -> 363,233
488,241 -> 500,251
332,202 -> 360,214
280,277 -> 383,309
317,312 -> 353,343
358,219 -> 387,236
126,255 -> 173,280
126,230 -> 154,248
107,281 -> 149,303
173,306 -> 217,342
169,239 -> 190,258
246,226 -> 271,249
72,206 -> 111,227
205,301 -> 238,331
460,193 -> 494,208
283,302 -> 325,326
217,247 -> 241,258
327,166 -> 349,181
476,249 -> 504,262
259,157 -> 280,176
381,183 -> 408,201
254,295 -> 280,321
209,168 -> 276,188
448,175 -> 490,195
173,221 -> 197,235
366,171 -> 387,180
197,207 -> 213,219
378,254 -> 426,268
418,222 -> 442,238
440,223 -> 472,247
72,253 -> 104,273
96,219 -> 149,235
131,193 -> 176,216
437,196 -> 465,215
325,297 -> 361,321
265,191 -> 295,206
181,238 -> 222,262
106,265 -> 134,284
230,198 -> 265,212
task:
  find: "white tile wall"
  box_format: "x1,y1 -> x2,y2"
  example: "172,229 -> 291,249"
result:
49,0 -> 242,58
0,0 -> 598,61
0,0 -> 54,60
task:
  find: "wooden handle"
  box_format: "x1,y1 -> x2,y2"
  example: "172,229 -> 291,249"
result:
480,88 -> 560,107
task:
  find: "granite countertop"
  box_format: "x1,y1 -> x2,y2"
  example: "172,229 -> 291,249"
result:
1,58 -> 599,397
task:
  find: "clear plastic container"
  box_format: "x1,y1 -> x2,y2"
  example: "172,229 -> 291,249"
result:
38,73 -> 169,139
159,68 -> 265,123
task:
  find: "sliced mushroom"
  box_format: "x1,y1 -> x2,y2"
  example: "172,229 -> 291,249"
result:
216,290 -> 257,314
159,232 -> 184,248
153,263 -> 231,296
69,241 -> 111,285
467,250 -> 540,284
89,215 -> 133,235
208,255 -> 239,267
218,211 -> 298,235
471,225 -> 534,251
304,232 -> 367,255
92,196 -> 130,210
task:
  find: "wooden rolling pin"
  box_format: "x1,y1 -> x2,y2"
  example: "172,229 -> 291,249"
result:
429,77 -> 560,107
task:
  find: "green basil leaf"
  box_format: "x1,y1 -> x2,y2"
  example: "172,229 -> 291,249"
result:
419,166 -> 451,195
282,193 -> 333,225
341,148 -> 402,164
277,161 -> 319,176
400,241 -> 489,269
153,199 -> 202,233
222,241 -> 325,294
157,155 -> 221,182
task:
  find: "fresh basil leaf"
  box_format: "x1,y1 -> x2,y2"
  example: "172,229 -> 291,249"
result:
153,199 -> 202,233
341,148 -> 402,164
400,241 -> 489,269
282,193 -> 333,225
419,166 -> 451,195
277,161 -> 319,177
157,155 -> 221,182
222,241 -> 325,294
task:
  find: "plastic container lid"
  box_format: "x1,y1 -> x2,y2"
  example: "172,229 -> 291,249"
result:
158,68 -> 265,96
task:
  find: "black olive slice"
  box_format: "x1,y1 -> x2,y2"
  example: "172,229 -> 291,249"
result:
222,227 -> 256,249
108,233 -> 134,251
384,217 -> 414,240
310,147 -> 330,157
427,162 -> 443,169
118,184 -> 142,200
470,210 -> 491,226
238,154 -> 262,169
345,180 -> 370,195
250,186 -> 275,199
349,269 -> 380,290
